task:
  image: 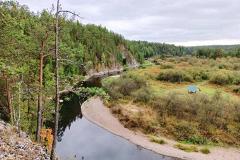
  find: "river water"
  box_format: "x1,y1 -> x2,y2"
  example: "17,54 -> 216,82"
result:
55,76 -> 179,160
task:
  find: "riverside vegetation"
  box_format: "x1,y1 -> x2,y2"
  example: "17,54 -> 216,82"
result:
1,0 -> 240,157
0,1 -> 186,143
103,56 -> 240,153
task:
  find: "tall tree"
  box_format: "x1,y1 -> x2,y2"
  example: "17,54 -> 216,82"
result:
51,0 -> 60,159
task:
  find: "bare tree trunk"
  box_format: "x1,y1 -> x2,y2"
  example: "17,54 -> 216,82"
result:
5,76 -> 13,124
17,82 -> 21,137
27,84 -> 31,115
36,52 -> 44,142
51,0 -> 60,159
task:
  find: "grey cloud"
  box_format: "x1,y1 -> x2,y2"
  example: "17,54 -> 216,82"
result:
14,0 -> 240,45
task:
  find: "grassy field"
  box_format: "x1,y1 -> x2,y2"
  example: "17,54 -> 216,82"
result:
129,57 -> 240,99
103,56 -> 240,153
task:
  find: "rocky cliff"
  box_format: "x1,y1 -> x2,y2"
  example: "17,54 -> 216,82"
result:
0,121 -> 50,160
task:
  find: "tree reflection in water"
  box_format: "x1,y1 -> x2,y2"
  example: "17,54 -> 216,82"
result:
57,92 -> 87,142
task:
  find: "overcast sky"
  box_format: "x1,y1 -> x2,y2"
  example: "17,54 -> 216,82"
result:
12,0 -> 240,46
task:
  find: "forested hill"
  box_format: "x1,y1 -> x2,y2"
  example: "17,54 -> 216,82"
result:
0,1 -> 186,76
0,0 -> 240,140
0,1 -> 187,123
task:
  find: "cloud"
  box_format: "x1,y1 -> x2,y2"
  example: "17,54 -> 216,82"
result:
12,0 -> 240,46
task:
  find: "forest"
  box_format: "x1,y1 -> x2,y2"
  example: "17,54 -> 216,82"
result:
1,1 -> 240,159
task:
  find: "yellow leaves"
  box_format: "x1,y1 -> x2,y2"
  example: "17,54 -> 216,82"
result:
40,128 -> 53,152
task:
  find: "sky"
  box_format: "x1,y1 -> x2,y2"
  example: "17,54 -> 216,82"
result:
11,0 -> 240,46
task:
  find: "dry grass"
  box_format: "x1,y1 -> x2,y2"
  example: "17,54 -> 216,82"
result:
149,135 -> 166,144
104,57 -> 240,147
175,144 -> 199,152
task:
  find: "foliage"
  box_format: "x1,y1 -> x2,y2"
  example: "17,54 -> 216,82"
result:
151,91 -> 240,145
131,87 -> 154,103
156,69 -> 193,83
173,120 -> 198,141
76,87 -> 110,101
210,71 -> 240,85
233,86 -> 240,94
186,68 -> 209,81
102,73 -> 147,99
175,144 -> 198,152
127,41 -> 187,63
185,135 -> 208,145
159,63 -> 174,69
149,136 -> 166,144
200,147 -> 210,154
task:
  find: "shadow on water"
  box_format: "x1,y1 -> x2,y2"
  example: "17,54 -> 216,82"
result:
55,78 -> 180,160
57,93 -> 85,142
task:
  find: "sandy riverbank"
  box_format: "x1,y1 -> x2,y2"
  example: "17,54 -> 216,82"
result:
81,97 -> 240,160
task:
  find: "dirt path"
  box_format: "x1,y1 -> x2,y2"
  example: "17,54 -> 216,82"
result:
81,97 -> 240,160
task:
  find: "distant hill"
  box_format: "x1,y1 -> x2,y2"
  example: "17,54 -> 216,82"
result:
189,44 -> 240,51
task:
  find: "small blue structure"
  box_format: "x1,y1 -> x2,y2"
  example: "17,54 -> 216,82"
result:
187,85 -> 199,94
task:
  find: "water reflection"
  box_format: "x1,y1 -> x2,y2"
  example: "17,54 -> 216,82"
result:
57,93 -> 85,142
56,95 -> 179,160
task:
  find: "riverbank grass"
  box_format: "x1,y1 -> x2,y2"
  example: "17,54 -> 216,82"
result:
149,135 -> 166,144
200,147 -> 211,154
175,144 -> 198,152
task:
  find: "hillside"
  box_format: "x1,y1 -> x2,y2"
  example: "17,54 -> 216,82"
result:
0,121 -> 49,160
1,0 -> 240,135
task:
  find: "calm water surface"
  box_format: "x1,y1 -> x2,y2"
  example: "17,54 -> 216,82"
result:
56,92 -> 178,160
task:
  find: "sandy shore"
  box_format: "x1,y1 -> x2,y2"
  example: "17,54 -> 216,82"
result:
81,97 -> 240,160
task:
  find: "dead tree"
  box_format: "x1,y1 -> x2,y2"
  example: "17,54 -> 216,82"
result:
51,0 -> 82,159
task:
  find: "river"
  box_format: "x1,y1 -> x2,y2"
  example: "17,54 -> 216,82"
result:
55,77 -> 179,160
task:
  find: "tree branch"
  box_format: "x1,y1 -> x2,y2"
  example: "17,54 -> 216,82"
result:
58,10 -> 84,19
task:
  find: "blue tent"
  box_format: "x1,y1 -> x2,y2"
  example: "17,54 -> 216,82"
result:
187,85 -> 199,93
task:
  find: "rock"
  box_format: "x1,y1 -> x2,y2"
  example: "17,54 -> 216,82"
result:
0,120 -> 50,160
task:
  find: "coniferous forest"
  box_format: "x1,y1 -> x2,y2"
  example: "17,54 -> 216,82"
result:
1,1 -> 240,160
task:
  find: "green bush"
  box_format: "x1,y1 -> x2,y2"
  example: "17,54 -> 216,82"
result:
175,144 -> 198,152
149,136 -> 166,144
186,135 -> 208,145
200,148 -> 210,154
103,73 -> 147,99
233,87 -> 240,94
156,69 -> 193,83
160,63 -> 174,69
151,91 -> 240,146
233,76 -> 240,85
173,121 -> 198,141
210,71 -> 240,85
187,69 -> 209,81
210,71 -> 234,85
132,87 -> 154,103
77,87 -> 110,100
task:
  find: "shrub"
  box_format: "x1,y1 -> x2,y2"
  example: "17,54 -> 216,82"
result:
233,76 -> 240,85
233,64 -> 240,70
132,87 -> 154,103
210,71 -> 240,85
151,91 -> 240,146
233,87 -> 240,94
156,69 -> 193,83
76,87 -> 110,100
111,105 -> 122,115
210,71 -> 234,85
200,148 -> 210,154
175,144 -> 198,152
186,135 -> 208,145
160,63 -> 174,69
173,121 -> 198,141
103,73 -> 147,99
187,68 -> 209,81
149,136 -> 166,144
